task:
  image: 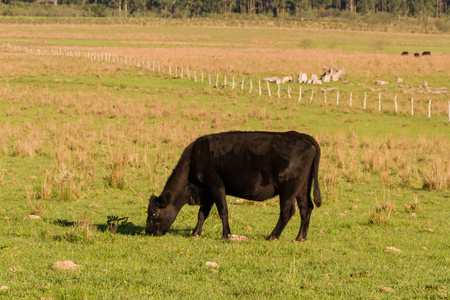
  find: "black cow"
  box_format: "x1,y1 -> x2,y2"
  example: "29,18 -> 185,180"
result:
414,53 -> 420,57
422,51 -> 431,56
401,51 -> 409,56
146,131 -> 321,241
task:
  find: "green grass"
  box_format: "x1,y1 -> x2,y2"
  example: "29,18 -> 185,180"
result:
0,20 -> 449,299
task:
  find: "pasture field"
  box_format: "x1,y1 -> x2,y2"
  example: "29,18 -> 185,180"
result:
0,18 -> 449,299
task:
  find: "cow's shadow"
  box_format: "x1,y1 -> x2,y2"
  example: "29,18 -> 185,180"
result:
53,218 -> 145,236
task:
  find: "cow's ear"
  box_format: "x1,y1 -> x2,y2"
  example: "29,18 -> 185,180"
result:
158,192 -> 171,208
149,194 -> 157,203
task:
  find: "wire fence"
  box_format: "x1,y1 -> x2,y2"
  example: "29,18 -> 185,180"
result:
3,43 -> 449,122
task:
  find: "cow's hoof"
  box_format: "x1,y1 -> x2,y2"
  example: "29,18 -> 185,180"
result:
265,235 -> 278,241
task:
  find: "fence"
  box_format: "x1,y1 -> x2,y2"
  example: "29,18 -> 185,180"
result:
3,43 -> 449,122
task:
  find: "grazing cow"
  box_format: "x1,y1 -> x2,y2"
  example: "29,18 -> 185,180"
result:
401,51 -> 409,56
146,131 -> 321,241
414,53 -> 420,57
422,51 -> 431,56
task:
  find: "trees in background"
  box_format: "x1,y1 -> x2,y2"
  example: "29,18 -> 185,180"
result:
0,0 -> 448,17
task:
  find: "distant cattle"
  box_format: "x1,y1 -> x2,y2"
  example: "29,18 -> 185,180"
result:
422,51 -> 431,56
401,51 -> 409,56
414,53 -> 420,57
146,131 -> 322,241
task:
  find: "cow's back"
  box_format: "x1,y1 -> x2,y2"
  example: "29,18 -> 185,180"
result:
189,131 -> 317,201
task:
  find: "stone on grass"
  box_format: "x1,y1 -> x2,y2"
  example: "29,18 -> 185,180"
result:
52,261 -> 81,271
385,246 -> 402,253
379,286 -> 395,292
23,215 -> 42,221
0,286 -> 9,291
230,234 -> 248,242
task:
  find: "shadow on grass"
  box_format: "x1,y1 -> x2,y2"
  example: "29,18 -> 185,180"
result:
95,222 -> 145,236
53,218 -> 145,236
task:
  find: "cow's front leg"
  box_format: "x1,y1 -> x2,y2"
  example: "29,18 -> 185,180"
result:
192,202 -> 213,236
212,187 -> 231,238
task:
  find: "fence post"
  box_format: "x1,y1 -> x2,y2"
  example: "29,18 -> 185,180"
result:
249,79 -> 253,93
299,85 -> 302,102
394,95 -> 398,113
378,93 -> 381,111
287,85 -> 291,99
224,75 -> 227,87
216,74 -> 219,87
350,92 -> 353,107
208,73 -> 211,85
411,98 -> 414,116
194,70 -> 197,82
364,92 -> 366,109
428,100 -> 431,118
267,82 -> 271,97
310,88 -> 314,103
241,78 -> 244,90
336,90 -> 339,105
232,77 -> 235,90
277,82 -> 280,98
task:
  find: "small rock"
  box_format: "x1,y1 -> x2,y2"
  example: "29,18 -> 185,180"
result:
0,286 -> 9,291
205,261 -> 218,268
230,234 -> 248,242
51,261 -> 81,271
379,286 -> 394,292
23,215 -> 42,221
385,246 -> 402,253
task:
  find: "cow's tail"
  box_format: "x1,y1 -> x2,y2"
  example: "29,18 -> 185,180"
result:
307,135 -> 322,207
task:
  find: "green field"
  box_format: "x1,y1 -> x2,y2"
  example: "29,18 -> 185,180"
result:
0,18 -> 449,299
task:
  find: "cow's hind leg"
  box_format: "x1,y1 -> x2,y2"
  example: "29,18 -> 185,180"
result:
295,183 -> 314,241
267,193 -> 296,240
192,201 -> 213,236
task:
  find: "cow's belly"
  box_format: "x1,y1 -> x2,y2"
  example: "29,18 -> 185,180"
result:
222,172 -> 278,201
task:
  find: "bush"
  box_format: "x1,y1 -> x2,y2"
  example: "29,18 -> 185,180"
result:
435,18 -> 450,33
363,11 -> 395,24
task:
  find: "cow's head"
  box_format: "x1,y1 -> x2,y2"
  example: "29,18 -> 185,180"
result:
145,193 -> 178,236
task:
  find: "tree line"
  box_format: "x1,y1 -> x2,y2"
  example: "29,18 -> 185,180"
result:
1,0 -> 448,18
